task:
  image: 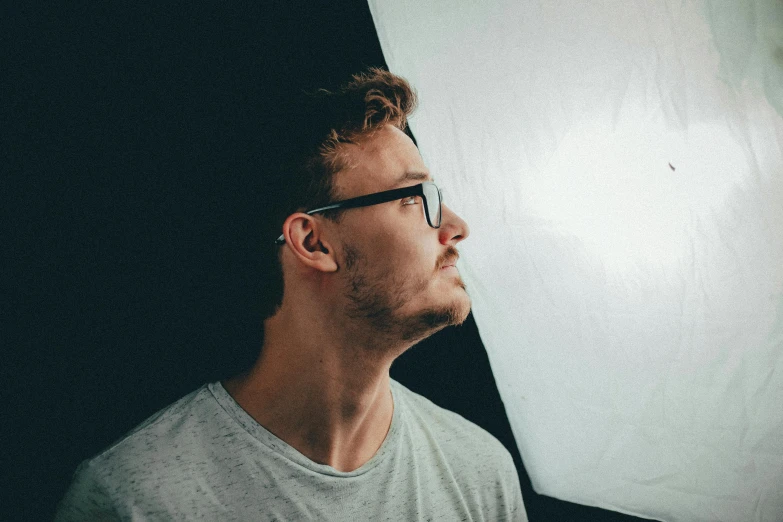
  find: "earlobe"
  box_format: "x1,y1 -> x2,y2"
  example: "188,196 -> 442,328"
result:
282,213 -> 338,272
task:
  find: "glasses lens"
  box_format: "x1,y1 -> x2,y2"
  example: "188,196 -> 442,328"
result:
423,182 -> 441,227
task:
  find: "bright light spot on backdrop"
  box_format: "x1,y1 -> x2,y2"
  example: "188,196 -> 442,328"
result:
369,1 -> 783,521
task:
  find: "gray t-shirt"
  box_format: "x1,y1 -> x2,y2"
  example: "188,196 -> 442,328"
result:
55,379 -> 527,521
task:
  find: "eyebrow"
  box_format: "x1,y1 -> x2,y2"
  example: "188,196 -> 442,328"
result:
398,171 -> 433,183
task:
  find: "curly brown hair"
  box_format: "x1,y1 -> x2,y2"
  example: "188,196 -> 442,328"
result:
260,67 -> 418,319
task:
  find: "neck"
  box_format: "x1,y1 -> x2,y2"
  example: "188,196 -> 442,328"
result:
223,300 -> 407,472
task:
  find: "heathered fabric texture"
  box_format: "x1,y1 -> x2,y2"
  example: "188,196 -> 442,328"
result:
55,379 -> 527,521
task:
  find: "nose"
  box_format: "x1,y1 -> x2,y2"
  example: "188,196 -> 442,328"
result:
438,203 -> 470,245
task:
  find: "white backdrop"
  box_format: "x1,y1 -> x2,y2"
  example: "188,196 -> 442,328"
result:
369,1 -> 783,521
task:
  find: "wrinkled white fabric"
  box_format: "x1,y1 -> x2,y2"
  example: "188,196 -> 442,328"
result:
369,1 -> 783,521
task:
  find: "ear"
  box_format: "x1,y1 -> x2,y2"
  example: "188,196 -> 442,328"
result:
281,213 -> 338,273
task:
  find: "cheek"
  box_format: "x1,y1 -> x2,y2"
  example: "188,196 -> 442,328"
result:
346,215 -> 437,278
385,233 -> 435,273
376,244 -> 422,280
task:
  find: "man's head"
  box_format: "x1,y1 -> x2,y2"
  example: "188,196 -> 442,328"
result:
265,68 -> 470,343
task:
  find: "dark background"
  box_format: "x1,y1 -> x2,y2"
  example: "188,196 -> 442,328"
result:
5,2 -> 654,521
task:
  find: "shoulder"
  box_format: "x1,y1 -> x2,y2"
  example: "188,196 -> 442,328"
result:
56,384 -> 222,520
391,379 -> 515,471
82,384 -> 221,482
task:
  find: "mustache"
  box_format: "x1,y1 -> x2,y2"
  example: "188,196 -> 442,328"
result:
436,246 -> 460,270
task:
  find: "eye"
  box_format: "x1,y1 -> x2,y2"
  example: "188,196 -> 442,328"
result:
401,196 -> 420,206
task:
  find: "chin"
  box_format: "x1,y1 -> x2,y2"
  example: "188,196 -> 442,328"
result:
452,294 -> 472,324
449,278 -> 471,318
437,278 -> 471,319
426,292 -> 471,326
391,274 -> 471,341
397,297 -> 471,342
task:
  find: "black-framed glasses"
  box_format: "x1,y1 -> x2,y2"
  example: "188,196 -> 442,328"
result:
274,181 -> 442,244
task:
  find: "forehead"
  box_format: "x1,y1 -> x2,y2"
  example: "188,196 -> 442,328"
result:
333,125 -> 431,196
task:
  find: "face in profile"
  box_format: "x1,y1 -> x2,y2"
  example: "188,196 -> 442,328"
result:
330,125 -> 471,343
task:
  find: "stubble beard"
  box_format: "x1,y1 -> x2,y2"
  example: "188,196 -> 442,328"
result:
342,245 -> 470,344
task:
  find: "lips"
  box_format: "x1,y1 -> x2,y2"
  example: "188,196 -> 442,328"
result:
437,247 -> 460,271
439,257 -> 459,270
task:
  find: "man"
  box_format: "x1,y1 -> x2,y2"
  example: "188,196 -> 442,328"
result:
56,68 -> 528,521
